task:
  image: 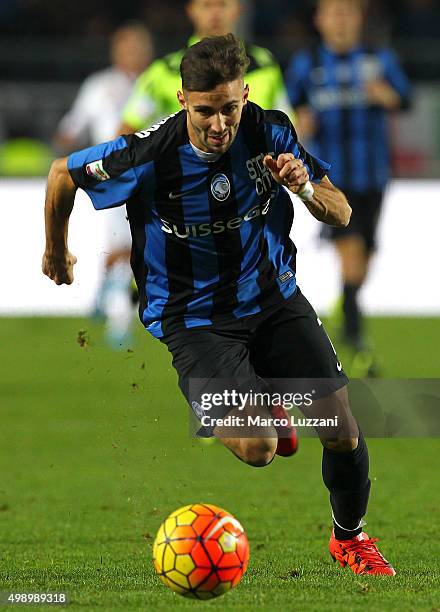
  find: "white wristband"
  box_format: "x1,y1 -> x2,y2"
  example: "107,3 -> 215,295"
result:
297,180 -> 315,202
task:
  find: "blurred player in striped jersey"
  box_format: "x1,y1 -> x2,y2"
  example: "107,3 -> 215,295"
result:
286,0 -> 411,375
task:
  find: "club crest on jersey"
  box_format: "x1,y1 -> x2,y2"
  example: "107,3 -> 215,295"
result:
211,173 -> 230,202
85,159 -> 110,181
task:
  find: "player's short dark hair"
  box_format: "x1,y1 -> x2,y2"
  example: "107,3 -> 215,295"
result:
180,34 -> 250,92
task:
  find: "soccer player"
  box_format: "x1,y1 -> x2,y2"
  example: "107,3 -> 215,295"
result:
119,0 -> 291,134
286,0 -> 411,374
43,35 -> 395,576
119,0 -> 290,346
54,22 -> 153,348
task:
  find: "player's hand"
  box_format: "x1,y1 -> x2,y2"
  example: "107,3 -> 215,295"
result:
295,106 -> 318,140
42,250 -> 77,285
263,154 -> 309,193
365,79 -> 400,109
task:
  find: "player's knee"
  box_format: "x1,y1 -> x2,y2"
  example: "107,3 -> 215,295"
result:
322,437 -> 359,452
240,438 -> 277,467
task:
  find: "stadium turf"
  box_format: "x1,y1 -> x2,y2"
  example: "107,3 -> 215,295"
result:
0,317 -> 439,611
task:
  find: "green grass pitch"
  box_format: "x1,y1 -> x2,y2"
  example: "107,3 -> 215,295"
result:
0,317 -> 439,611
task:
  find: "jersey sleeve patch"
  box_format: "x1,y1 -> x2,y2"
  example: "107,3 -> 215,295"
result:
85,159 -> 110,181
67,135 -> 154,210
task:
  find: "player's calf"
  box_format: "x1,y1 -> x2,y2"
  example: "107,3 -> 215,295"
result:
213,402 -> 278,466
218,436 -> 277,467
303,386 -> 359,443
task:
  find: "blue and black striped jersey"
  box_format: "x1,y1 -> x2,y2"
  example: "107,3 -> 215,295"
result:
68,101 -> 329,338
286,44 -> 411,192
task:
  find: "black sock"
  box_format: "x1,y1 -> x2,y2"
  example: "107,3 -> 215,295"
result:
343,282 -> 362,346
322,432 -> 371,540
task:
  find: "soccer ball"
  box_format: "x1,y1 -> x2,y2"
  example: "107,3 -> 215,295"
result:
152,503 -> 249,599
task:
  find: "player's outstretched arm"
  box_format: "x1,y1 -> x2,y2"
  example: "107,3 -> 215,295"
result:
263,154 -> 351,227
42,157 -> 78,285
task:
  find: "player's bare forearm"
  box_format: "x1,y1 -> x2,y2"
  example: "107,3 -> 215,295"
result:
303,176 -> 351,227
42,158 -> 78,285
294,106 -> 317,141
365,80 -> 402,111
44,158 -> 76,253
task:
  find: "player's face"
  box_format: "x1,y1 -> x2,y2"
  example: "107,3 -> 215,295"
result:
178,80 -> 249,154
111,28 -> 153,75
187,0 -> 241,37
315,0 -> 363,52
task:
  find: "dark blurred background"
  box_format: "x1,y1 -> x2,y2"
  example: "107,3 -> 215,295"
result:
1,0 -> 440,174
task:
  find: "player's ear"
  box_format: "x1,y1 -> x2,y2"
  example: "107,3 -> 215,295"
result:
185,0 -> 195,22
314,4 -> 323,32
177,90 -> 187,110
243,84 -> 249,105
233,0 -> 243,20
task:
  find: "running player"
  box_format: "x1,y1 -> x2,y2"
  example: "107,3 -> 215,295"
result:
119,0 -> 291,346
43,35 -> 395,576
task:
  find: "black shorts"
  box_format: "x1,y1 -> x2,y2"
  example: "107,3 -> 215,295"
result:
160,288 -> 349,436
321,190 -> 384,252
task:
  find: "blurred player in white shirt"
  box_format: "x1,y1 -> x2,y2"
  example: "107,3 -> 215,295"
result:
54,23 -> 153,347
